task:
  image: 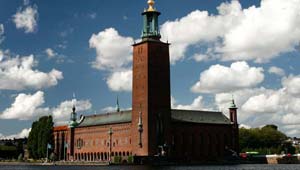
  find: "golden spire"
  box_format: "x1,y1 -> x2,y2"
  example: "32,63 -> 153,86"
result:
147,0 -> 156,12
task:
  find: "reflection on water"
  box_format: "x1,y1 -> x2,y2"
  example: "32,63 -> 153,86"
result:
1,165 -> 300,170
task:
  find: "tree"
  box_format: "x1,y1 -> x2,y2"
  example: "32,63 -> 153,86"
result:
27,116 -> 54,159
239,124 -> 289,154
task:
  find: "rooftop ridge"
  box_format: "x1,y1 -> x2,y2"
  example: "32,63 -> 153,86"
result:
84,110 -> 132,118
171,109 -> 222,113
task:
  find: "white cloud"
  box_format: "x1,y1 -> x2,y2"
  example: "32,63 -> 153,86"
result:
45,48 -> 56,59
52,99 -> 92,123
215,87 -> 274,123
101,105 -> 131,113
107,69 -> 132,92
13,5 -> 38,33
268,66 -> 285,76
282,75 -> 300,96
0,55 -> 63,90
241,91 -> 282,114
0,91 -> 48,120
239,124 -> 251,129
193,53 -> 210,62
160,0 -> 300,63
191,61 -> 264,93
0,128 -> 31,139
0,91 -> 92,123
172,96 -> 209,110
89,28 -> 133,70
101,106 -> 116,113
214,78 -> 300,136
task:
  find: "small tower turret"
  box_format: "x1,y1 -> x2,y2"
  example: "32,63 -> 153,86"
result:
69,94 -> 78,128
229,97 -> 238,125
229,96 -> 239,154
68,93 -> 77,160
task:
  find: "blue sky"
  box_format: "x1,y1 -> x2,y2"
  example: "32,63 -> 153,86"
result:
0,0 -> 300,138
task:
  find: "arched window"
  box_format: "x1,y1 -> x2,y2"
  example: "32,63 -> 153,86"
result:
104,152 -> 107,160
126,151 -> 129,156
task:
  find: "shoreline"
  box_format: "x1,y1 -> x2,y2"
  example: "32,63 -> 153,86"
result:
0,161 -> 109,166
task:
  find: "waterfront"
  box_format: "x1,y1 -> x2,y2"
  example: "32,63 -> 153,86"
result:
1,165 -> 300,170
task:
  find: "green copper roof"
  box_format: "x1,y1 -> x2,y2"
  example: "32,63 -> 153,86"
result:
229,99 -> 237,109
171,109 -> 231,124
78,110 -> 132,127
77,109 -> 231,127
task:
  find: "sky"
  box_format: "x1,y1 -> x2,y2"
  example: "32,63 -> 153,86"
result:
0,0 -> 300,139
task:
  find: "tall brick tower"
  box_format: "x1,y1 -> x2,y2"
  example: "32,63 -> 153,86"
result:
131,0 -> 171,156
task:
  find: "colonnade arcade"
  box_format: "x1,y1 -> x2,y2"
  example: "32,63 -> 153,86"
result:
72,151 -> 132,161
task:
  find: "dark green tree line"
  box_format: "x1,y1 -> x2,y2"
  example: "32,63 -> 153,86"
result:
27,116 -> 54,159
239,124 -> 294,154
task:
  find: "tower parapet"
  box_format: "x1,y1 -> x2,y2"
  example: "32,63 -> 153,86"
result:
141,0 -> 161,40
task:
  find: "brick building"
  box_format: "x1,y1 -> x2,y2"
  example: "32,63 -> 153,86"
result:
53,0 -> 239,163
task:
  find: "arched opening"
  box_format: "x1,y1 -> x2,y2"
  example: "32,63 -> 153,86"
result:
104,152 -> 107,160
126,151 -> 129,156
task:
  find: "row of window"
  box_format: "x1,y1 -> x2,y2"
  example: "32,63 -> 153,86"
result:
75,137 -> 132,149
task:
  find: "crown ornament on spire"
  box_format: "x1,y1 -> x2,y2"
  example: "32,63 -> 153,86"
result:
147,0 -> 156,12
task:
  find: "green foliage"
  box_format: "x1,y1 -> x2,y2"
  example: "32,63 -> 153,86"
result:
127,155 -> 133,164
0,145 -> 17,159
239,124 -> 290,154
27,116 -> 54,159
113,156 -> 122,164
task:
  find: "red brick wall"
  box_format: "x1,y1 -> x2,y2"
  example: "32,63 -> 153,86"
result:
171,122 -> 234,161
70,123 -> 132,161
132,40 -> 171,156
53,127 -> 68,160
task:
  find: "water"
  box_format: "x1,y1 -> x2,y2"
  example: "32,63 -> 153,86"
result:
1,165 -> 300,170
